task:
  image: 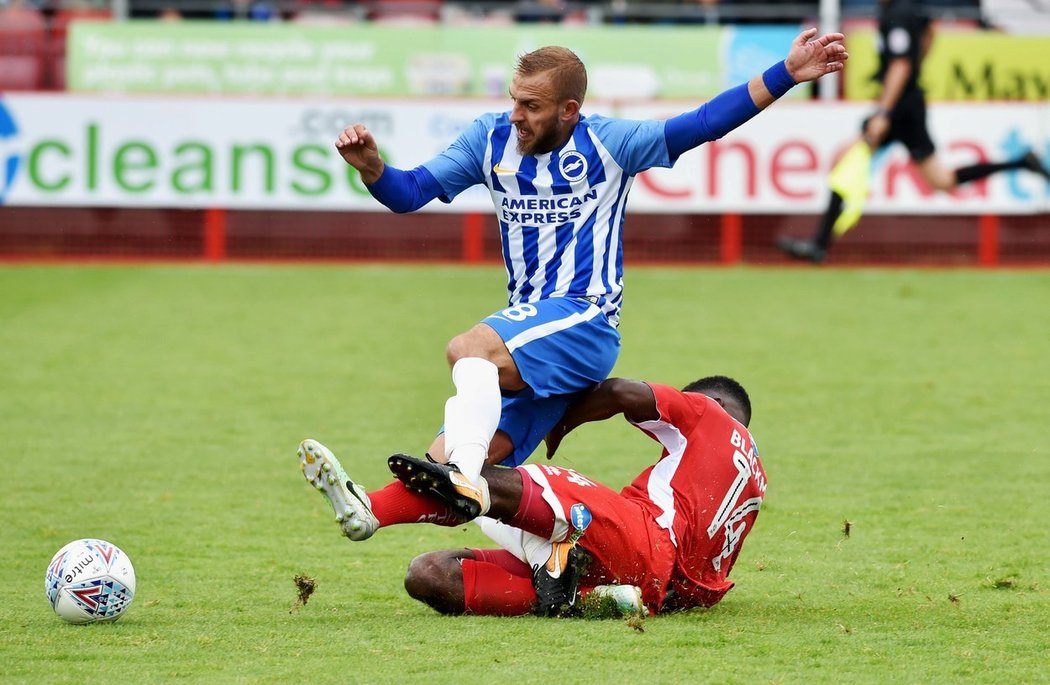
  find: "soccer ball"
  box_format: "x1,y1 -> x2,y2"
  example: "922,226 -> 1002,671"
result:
45,539 -> 136,624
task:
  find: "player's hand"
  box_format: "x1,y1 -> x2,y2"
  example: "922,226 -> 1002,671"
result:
335,124 -> 384,184
544,425 -> 568,459
784,28 -> 848,83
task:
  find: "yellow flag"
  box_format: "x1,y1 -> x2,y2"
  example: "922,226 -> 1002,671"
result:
827,141 -> 873,235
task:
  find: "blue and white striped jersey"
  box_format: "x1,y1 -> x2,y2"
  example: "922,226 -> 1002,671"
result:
422,113 -> 671,326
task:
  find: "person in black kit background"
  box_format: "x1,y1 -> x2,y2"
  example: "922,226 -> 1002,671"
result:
778,0 -> 1050,264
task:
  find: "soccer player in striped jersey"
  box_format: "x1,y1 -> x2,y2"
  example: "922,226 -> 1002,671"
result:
298,374 -> 764,616
332,30 -> 842,523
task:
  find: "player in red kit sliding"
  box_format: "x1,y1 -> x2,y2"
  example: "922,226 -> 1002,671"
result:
298,374 -> 766,617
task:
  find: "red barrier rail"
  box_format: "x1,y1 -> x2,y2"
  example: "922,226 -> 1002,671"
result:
1,206 -> 1048,266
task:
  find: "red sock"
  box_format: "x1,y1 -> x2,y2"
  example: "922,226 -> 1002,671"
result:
507,467 -> 555,539
461,558 -> 536,616
471,548 -> 532,577
368,481 -> 462,527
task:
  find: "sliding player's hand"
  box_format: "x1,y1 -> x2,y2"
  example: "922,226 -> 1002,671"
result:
544,424 -> 568,459
785,28 -> 848,83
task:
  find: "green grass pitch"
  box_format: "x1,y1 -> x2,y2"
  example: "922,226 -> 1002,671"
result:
1,264 -> 1047,684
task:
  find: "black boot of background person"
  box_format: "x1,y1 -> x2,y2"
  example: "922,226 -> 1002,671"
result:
776,191 -> 843,264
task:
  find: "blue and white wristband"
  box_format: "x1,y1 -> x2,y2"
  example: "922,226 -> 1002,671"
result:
762,60 -> 796,99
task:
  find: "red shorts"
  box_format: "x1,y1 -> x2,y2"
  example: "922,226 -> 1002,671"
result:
519,463 -> 675,612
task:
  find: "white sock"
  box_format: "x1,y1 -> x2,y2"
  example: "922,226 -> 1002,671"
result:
444,357 -> 501,483
474,518 -> 555,572
474,517 -> 527,563
521,534 -> 557,574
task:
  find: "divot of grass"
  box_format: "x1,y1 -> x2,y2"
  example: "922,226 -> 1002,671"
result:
988,577 -> 1017,590
579,590 -> 647,633
291,573 -> 317,612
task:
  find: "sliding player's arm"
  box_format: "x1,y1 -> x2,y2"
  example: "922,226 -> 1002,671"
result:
544,379 -> 659,458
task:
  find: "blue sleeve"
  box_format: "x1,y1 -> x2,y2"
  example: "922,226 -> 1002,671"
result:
366,165 -> 444,214
368,113 -> 496,210
584,115 -> 672,176
420,114 -> 496,203
664,82 -> 760,160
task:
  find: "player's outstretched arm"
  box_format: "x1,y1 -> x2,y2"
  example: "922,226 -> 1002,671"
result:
544,379 -> 658,459
664,29 -> 846,159
335,123 -> 445,214
749,28 -> 847,109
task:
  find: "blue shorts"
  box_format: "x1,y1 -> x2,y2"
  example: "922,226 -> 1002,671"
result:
482,297 -> 620,466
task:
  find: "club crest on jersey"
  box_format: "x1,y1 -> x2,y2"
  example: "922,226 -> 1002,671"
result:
558,151 -> 588,182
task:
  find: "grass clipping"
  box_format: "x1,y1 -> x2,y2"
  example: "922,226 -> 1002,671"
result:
290,573 -> 316,613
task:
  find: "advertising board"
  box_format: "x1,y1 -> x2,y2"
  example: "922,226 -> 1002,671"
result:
1,95 -> 1046,214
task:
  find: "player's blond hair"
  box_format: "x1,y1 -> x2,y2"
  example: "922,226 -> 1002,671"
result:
515,46 -> 587,106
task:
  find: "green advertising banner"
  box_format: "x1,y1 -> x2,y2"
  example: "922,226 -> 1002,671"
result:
69,22 -> 717,98
67,22 -> 800,100
844,30 -> 1050,101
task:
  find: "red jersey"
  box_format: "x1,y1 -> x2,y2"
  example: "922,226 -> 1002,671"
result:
621,383 -> 767,609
